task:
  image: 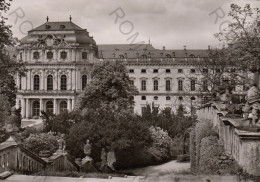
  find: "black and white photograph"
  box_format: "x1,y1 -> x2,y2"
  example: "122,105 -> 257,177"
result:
0,0 -> 260,181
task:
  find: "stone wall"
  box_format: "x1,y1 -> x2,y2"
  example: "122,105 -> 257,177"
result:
196,104 -> 260,176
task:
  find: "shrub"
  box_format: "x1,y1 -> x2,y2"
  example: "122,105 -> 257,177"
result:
23,132 -> 59,155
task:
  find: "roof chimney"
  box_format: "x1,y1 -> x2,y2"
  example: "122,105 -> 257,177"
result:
46,16 -> 49,22
184,45 -> 186,51
208,45 -> 211,50
163,46 -> 165,50
70,15 -> 72,22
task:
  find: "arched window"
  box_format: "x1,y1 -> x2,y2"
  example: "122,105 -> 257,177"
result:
154,96 -> 158,100
60,75 -> 67,90
154,80 -> 158,91
60,51 -> 67,59
47,51 -> 53,59
166,80 -> 171,91
203,80 -> 208,92
166,96 -> 171,100
178,80 -> 183,91
33,52 -> 39,59
32,101 -> 40,117
82,75 -> 87,90
82,52 -> 88,59
60,101 -> 67,113
166,54 -> 171,58
47,75 -> 53,90
34,75 -> 40,90
46,101 -> 53,114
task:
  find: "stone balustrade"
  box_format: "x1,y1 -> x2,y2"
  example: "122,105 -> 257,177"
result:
197,102 -> 260,176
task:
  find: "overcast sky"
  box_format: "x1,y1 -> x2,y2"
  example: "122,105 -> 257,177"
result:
5,0 -> 260,50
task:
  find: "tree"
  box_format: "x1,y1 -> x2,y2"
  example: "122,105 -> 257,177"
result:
215,4 -> 260,85
0,0 -> 25,105
67,60 -> 151,162
78,60 -> 138,117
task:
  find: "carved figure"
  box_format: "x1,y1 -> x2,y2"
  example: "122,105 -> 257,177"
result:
58,134 -> 66,150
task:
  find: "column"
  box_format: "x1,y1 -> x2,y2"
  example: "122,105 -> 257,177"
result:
57,70 -> 59,90
75,69 -> 77,91
72,98 -> 75,110
28,69 -> 31,90
67,99 -> 71,112
15,98 -> 19,109
42,69 -> 45,90
26,98 -> 30,118
54,98 -> 57,115
70,69 -> 72,90
21,98 -> 26,118
40,98 -> 43,114
72,70 -> 75,90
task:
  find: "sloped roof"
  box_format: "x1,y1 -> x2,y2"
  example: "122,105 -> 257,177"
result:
98,44 -> 156,51
30,21 -> 84,32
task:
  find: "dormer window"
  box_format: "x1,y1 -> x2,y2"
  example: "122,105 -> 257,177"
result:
141,54 -> 147,58
115,48 -> 119,51
47,51 -> 53,59
33,52 -> 40,59
60,51 -> 67,59
45,25 -> 51,29
82,52 -> 88,59
166,54 -> 171,58
119,55 -> 125,58
60,25 -> 66,29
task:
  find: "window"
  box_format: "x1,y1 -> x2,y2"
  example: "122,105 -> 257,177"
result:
191,96 -> 196,100
19,52 -> 22,60
178,96 -> 183,101
46,101 -> 53,114
166,80 -> 171,91
178,69 -> 183,73
129,80 -> 134,86
216,69 -> 220,73
154,80 -> 158,91
34,75 -> 40,90
141,80 -> 146,91
47,75 -> 53,90
33,52 -> 40,59
47,51 -> 53,59
203,69 -> 208,73
119,55 -> 124,58
166,54 -> 171,58
190,69 -> 195,73
141,54 -> 147,58
60,75 -> 67,90
82,75 -> 87,90
153,69 -> 158,73
82,52 -> 88,59
19,75 -> 22,90
203,80 -> 208,92
166,96 -> 171,100
32,101 -> 40,117
154,96 -> 158,100
129,69 -> 134,73
60,25 -> 65,29
191,80 -> 196,91
178,80 -> 183,91
166,69 -> 171,73
141,107 -> 147,115
60,51 -> 67,59
141,69 -> 146,73
141,96 -> 146,100
60,101 -> 67,113
231,80 -> 236,91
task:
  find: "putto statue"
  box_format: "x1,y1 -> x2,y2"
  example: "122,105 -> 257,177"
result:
5,107 -> 21,133
58,134 -> 66,151
247,84 -> 260,126
84,139 -> 92,156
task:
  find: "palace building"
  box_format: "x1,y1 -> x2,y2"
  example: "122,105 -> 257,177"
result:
15,19 -> 214,119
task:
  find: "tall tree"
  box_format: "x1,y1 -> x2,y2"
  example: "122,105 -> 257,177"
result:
215,4 -> 260,85
0,0 -> 25,105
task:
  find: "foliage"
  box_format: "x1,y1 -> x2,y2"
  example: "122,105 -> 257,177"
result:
0,0 -> 26,105
0,94 -> 11,127
23,132 -> 59,155
77,60 -> 138,118
42,110 -> 82,134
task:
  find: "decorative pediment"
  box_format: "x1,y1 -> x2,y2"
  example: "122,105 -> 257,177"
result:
32,34 -> 71,49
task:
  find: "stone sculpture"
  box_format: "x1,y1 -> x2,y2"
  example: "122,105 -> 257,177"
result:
58,134 -> 66,151
5,107 -> 20,133
247,84 -> 260,126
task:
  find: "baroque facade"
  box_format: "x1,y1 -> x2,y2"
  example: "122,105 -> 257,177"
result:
15,19 -> 222,118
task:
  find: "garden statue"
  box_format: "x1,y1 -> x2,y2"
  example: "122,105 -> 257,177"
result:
100,148 -> 112,172
5,107 -> 20,133
84,139 -> 92,156
82,139 -> 93,163
58,134 -> 66,151
247,84 -> 260,126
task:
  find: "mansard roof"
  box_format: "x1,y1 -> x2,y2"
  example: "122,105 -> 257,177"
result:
29,21 -> 84,32
98,44 -> 209,58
